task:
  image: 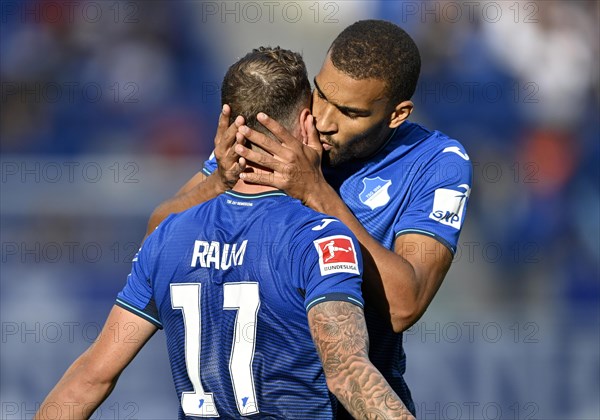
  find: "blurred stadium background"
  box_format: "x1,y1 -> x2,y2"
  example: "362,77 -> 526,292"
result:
1,1 -> 598,419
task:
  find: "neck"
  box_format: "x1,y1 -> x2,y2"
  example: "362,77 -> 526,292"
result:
231,166 -> 278,194
231,181 -> 278,194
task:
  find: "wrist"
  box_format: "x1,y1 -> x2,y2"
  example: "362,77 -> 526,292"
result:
209,172 -> 229,194
304,181 -> 337,212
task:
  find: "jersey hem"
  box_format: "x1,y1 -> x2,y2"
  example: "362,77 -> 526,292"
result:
116,298 -> 163,329
225,190 -> 287,199
305,292 -> 364,312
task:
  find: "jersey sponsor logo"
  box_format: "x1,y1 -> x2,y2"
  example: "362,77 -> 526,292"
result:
226,198 -> 253,207
428,184 -> 470,229
313,235 -> 360,276
359,177 -> 392,210
190,240 -> 248,270
311,218 -> 338,231
443,146 -> 470,161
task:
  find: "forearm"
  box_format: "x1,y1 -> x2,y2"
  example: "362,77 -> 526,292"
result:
35,356 -> 115,419
328,360 -> 415,420
310,301 -> 415,419
147,172 -> 226,234
307,184 -> 421,330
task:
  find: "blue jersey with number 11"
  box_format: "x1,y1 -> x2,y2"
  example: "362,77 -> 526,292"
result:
116,190 -> 364,419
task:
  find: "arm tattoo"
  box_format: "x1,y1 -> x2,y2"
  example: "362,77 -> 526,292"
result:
308,301 -> 415,420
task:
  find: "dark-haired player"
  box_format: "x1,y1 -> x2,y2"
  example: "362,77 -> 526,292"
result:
34,47 -> 415,420
148,20 -> 472,418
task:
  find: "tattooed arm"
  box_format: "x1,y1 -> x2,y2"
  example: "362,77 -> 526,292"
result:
308,301 -> 415,420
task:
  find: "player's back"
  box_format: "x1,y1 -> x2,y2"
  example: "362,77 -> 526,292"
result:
136,190 -> 362,419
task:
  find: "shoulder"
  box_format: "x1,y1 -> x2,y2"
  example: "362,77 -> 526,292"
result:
146,198 -> 218,249
410,128 -> 472,186
294,214 -> 359,257
430,131 -> 470,161
393,121 -> 468,158
276,201 -> 355,242
290,202 -> 350,233
377,122 -> 469,168
374,123 -> 473,199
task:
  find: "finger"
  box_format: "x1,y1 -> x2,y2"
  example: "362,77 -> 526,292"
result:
226,116 -> 245,138
235,131 -> 246,145
235,143 -> 286,172
304,114 -> 322,155
223,132 -> 246,161
215,104 -> 231,137
238,157 -> 247,172
238,125 -> 288,158
256,113 -> 300,148
233,131 -> 245,147
234,115 -> 245,127
217,115 -> 244,149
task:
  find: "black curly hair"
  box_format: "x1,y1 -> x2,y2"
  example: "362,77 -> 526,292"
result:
329,20 -> 421,103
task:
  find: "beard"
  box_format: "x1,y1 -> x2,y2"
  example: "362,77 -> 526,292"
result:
321,118 -> 391,168
322,141 -> 352,167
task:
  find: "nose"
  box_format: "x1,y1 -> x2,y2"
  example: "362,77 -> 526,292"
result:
313,101 -> 338,135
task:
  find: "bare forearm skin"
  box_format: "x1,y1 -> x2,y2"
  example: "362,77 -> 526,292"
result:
34,351 -> 114,419
310,303 -> 415,419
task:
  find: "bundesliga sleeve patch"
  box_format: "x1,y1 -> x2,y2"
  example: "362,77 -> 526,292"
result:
313,235 -> 360,276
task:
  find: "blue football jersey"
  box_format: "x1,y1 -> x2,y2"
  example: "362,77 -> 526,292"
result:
203,120 -> 473,415
117,191 -> 364,419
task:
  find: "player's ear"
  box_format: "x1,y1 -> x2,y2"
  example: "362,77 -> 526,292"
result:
299,108 -> 311,143
389,100 -> 414,128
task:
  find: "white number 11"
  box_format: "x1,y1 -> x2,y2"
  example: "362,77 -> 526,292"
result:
171,282 -> 260,417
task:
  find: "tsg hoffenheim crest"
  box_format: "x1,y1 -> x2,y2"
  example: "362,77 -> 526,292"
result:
359,177 -> 392,210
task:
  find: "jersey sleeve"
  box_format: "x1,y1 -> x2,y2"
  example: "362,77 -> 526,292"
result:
202,150 -> 217,176
394,145 -> 472,254
292,218 -> 365,312
115,218 -> 174,329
